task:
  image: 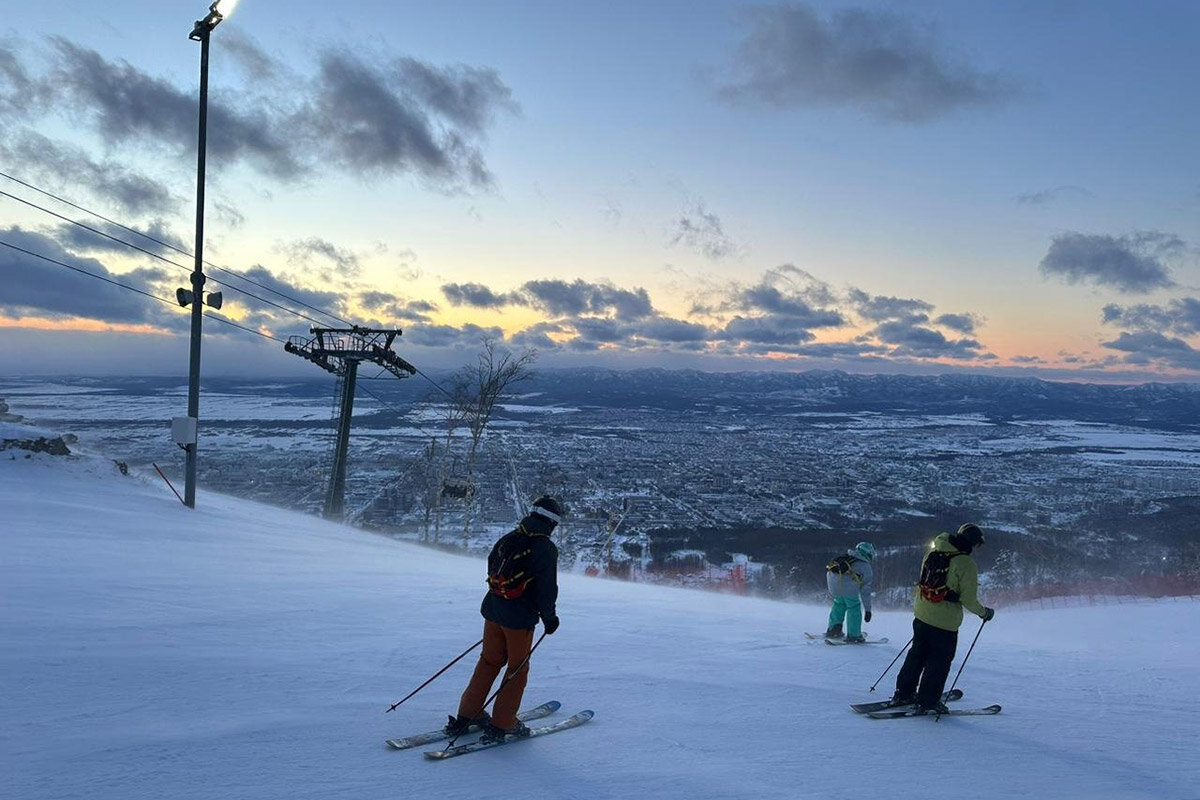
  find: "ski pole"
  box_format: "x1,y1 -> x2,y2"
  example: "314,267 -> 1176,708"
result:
937,618 -> 988,721
869,636 -> 913,692
448,631 -> 547,747
385,638 -> 483,713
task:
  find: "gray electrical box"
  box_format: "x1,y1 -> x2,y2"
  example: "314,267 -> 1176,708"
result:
171,416 -> 198,445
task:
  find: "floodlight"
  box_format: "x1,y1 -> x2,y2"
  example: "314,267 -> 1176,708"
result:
190,1 -> 227,40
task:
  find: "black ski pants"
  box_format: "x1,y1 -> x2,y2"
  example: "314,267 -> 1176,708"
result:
895,618 -> 959,707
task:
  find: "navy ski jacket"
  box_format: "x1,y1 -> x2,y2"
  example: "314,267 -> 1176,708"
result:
480,523 -> 558,631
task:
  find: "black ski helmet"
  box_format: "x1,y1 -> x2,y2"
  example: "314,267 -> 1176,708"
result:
951,522 -> 985,553
530,495 -> 565,525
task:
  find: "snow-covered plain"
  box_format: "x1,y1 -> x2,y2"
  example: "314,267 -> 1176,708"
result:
3,442 -> 1198,800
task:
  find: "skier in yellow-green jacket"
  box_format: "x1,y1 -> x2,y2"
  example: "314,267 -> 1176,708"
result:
892,523 -> 995,714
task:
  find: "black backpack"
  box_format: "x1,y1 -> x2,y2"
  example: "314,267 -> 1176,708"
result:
826,554 -> 862,582
486,533 -> 536,600
918,551 -> 963,603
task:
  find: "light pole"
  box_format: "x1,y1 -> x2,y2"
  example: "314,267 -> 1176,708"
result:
179,0 -> 237,508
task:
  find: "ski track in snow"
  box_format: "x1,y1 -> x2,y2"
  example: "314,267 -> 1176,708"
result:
2,448 -> 1199,800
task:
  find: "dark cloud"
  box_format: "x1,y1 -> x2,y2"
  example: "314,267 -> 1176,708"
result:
360,291 -> 393,310
713,267 -> 844,347
1016,185 -> 1092,206
211,264 -> 347,329
1101,298 -> 1200,336
0,130 -> 179,216
47,37 -> 302,180
49,219 -> 188,262
739,283 -> 844,327
306,51 -> 502,188
565,337 -> 601,352
211,200 -> 246,229
522,279 -> 654,320
507,312 -> 710,353
0,45 -> 38,113
0,225 -> 168,323
849,289 -> 932,323
767,264 -> 838,306
394,57 -> 518,134
873,319 -> 984,360
934,312 -> 978,334
720,315 -> 817,345
633,316 -> 711,343
402,322 -> 505,348
1011,355 -> 1044,364
219,31 -> 280,83
510,322 -> 565,350
1101,330 -> 1200,370
571,316 -> 628,344
442,282 -> 520,308
279,237 -> 361,275
438,277 -> 656,321
408,300 -> 439,315
4,38 -> 514,191
1039,231 -> 1181,293
361,290 -> 437,314
715,3 -> 1010,123
669,204 -> 735,260
357,291 -> 436,323
697,271 -> 988,361
796,341 -> 887,358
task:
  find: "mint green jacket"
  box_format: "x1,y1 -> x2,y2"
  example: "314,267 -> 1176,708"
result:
913,533 -> 988,632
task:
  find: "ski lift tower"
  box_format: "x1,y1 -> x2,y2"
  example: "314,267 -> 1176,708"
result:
284,326 -> 416,521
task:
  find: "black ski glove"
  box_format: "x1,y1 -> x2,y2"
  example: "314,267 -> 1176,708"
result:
543,614 -> 560,635
982,607 -> 995,622
864,611 -> 872,623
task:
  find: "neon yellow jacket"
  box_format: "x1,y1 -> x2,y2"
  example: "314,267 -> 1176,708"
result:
913,533 -> 988,632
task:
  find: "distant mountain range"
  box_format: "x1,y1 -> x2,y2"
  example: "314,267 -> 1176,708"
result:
11,368 -> 1200,428
514,368 -> 1200,427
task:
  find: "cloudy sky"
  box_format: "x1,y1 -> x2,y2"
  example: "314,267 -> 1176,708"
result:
1,0 -> 1198,381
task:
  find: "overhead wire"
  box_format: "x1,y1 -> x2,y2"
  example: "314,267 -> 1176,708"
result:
0,169 -> 458,399
0,238 -> 286,343
0,169 -> 353,326
0,187 -> 337,328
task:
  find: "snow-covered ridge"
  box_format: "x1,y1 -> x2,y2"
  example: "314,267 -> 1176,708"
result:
3,443 -> 1198,800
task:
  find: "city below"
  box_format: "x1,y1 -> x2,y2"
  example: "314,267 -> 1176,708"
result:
5,368 -> 1199,603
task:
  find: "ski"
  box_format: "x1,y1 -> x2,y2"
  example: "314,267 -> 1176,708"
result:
424,710 -> 594,760
805,632 -> 880,642
850,689 -> 963,714
386,700 -> 561,750
826,637 -> 889,646
867,703 -> 1001,719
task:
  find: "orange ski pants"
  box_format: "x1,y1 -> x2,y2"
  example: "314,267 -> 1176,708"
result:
456,620 -> 534,729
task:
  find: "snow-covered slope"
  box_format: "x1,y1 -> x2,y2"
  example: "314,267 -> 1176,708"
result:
3,441 -> 1197,800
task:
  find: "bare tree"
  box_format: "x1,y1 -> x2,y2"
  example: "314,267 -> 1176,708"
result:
450,338 -> 537,546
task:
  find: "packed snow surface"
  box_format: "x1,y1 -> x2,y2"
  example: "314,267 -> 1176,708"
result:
3,445 -> 1198,800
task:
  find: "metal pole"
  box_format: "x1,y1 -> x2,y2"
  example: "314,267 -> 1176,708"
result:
184,26 -> 211,509
324,360 -> 358,520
